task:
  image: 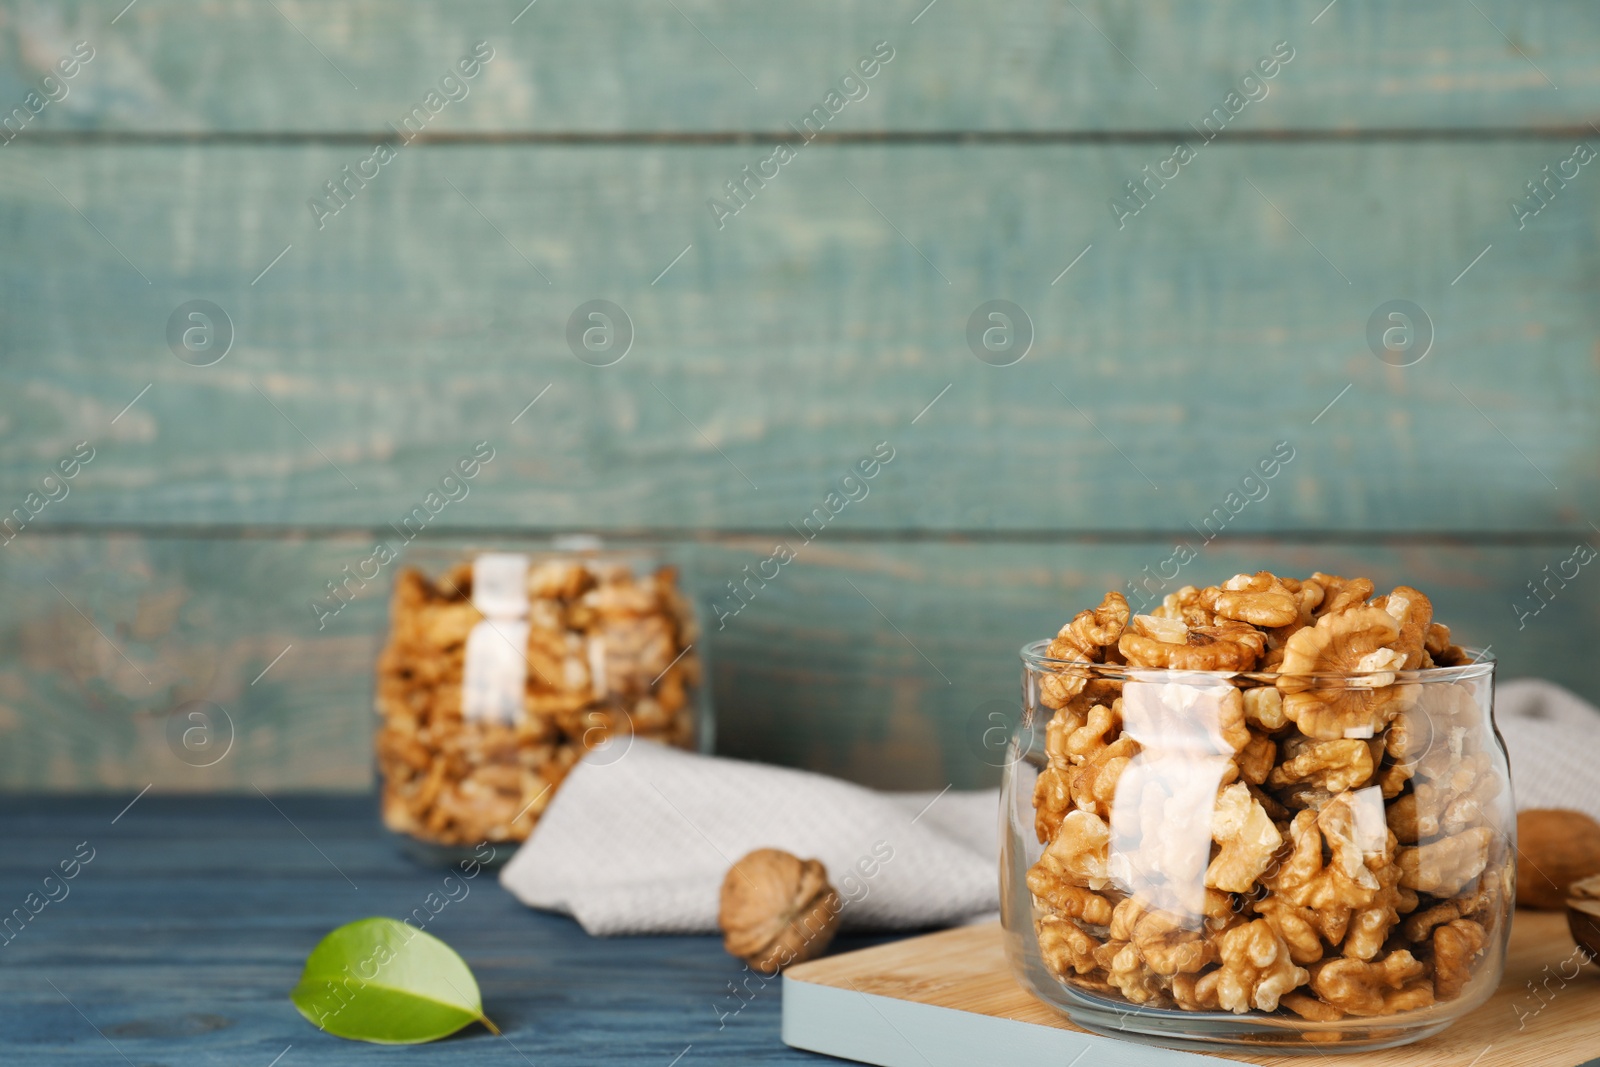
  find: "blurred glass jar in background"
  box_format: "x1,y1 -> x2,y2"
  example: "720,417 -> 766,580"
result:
374,545 -> 711,863
1002,644 -> 1512,1053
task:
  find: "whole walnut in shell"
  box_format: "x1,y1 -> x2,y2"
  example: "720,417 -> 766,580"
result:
1516,809 -> 1600,909
719,848 -> 841,974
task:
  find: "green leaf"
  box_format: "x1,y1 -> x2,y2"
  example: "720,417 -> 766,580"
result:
289,917 -> 498,1044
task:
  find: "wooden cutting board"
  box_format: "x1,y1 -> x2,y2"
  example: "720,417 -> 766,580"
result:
782,912 -> 1599,1067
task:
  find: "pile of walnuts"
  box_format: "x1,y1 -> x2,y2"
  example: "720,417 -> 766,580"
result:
1028,571 -> 1511,1021
376,558 -> 701,846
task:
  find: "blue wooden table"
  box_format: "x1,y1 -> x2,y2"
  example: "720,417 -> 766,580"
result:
0,793 -> 875,1065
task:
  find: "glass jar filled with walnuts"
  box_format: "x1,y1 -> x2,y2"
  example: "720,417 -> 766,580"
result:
1002,571 -> 1512,1053
375,546 -> 710,862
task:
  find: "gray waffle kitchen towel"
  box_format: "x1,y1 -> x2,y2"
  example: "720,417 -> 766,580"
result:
1496,678 -> 1600,823
499,739 -> 999,935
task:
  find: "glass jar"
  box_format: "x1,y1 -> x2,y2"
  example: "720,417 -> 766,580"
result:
1002,642 -> 1512,1053
374,545 -> 712,864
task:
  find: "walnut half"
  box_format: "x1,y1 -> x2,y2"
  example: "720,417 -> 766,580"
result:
719,848 -> 842,974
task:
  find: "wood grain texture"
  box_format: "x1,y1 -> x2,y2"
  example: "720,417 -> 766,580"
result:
783,914 -> 1599,1066
1,532 -> 1593,792
2,2 -> 1597,792
2,1 -> 1598,133
1,141 -> 1596,532
0,794 -> 870,1064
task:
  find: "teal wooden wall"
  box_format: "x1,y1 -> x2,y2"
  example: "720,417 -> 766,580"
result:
2,1 -> 1598,792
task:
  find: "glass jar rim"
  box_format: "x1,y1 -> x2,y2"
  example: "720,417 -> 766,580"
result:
1020,637 -> 1494,685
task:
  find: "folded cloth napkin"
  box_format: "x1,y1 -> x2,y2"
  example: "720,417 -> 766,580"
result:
1496,678 -> 1600,823
499,739 -> 999,935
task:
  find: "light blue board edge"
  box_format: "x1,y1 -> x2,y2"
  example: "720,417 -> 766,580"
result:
780,974 -> 1256,1067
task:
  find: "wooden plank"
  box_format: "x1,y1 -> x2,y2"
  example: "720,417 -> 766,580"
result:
2,1 -> 1599,133
782,914 -> 1599,1066
0,794 -> 846,1065
1,141 -> 1596,532
0,532 -> 1593,791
